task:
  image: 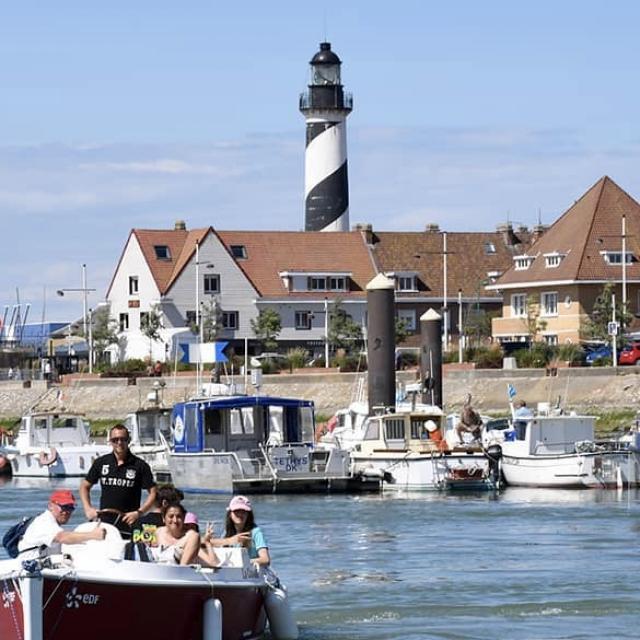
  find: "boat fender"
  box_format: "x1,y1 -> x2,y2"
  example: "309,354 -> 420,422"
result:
38,448 -> 58,466
264,583 -> 299,640
203,597 -> 222,640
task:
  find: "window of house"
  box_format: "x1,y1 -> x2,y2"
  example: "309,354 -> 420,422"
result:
514,255 -> 534,270
204,274 -> 220,294
542,292 -> 558,316
129,276 -> 139,295
329,276 -> 347,291
396,275 -> 417,291
154,245 -> 171,260
397,309 -> 416,332
308,277 -> 327,291
222,311 -> 239,330
511,294 -> 526,318
544,335 -> 558,345
295,311 -> 312,330
185,310 -> 196,326
544,253 -> 565,268
230,245 -> 247,259
601,251 -> 633,265
119,313 -> 129,331
484,242 -> 496,255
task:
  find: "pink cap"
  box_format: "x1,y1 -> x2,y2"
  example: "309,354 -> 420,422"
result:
228,495 -> 252,512
184,512 -> 199,525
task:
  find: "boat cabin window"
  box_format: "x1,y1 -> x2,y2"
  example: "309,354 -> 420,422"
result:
204,409 -> 223,436
52,417 -> 76,430
35,418 -> 48,430
268,407 -> 284,444
410,417 -> 437,440
184,406 -> 199,449
385,418 -> 405,441
300,407 -> 314,442
230,409 -> 243,435
241,408 -> 255,434
137,412 -> 171,445
363,419 -> 380,441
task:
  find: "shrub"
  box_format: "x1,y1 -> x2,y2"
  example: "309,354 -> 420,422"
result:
556,343 -> 585,364
474,346 -> 504,369
333,354 -> 365,372
514,343 -> 553,368
286,347 -> 308,370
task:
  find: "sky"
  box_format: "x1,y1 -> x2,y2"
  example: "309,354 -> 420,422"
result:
2,0 -> 640,323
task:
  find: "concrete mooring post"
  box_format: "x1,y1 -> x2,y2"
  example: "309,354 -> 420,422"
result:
366,274 -> 396,413
420,309 -> 443,407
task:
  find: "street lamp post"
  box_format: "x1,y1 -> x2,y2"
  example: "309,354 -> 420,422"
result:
57,264 -> 96,373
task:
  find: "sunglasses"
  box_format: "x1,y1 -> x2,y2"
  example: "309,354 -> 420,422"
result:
232,509 -> 249,516
110,437 -> 129,444
56,503 -> 75,513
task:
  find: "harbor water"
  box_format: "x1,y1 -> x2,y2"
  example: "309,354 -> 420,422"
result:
1,479 -> 639,639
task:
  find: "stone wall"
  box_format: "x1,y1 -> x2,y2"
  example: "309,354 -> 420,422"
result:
0,367 -> 638,420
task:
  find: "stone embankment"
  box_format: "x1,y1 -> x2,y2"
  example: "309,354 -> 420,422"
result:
0,367 -> 639,421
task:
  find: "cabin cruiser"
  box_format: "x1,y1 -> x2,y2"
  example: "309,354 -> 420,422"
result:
349,407 -> 499,491
167,383 -> 381,494
0,523 -> 297,640
486,410 -> 640,488
0,412 -> 110,478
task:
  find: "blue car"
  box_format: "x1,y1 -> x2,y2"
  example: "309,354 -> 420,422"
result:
585,344 -> 613,365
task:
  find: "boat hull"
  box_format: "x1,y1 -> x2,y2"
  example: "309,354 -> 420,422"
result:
501,450 -> 640,488
352,450 -> 493,491
0,564 -> 267,640
6,445 -> 109,478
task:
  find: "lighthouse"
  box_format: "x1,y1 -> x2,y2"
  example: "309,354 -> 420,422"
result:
299,42 -> 353,232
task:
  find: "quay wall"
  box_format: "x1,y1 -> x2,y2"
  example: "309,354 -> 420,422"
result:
0,367 -> 639,420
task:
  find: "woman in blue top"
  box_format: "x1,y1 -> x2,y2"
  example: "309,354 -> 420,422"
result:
223,495 -> 270,567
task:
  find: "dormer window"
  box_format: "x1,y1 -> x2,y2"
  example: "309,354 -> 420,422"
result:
230,245 -> 247,259
544,252 -> 566,268
601,251 -> 633,265
154,245 -> 171,260
484,242 -> 496,255
280,271 -> 350,292
393,272 -> 418,292
487,271 -> 501,283
513,255 -> 534,270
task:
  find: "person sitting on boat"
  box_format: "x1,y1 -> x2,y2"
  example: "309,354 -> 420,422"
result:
18,489 -> 106,559
513,400 -> 534,440
154,502 -> 217,567
80,424 -> 157,535
221,495 -> 270,568
131,485 -> 184,546
456,394 -> 483,444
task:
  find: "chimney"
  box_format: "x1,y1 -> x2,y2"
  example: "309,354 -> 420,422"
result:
353,222 -> 374,245
496,222 -> 519,247
533,224 -> 546,241
425,223 -> 440,233
175,220 -> 187,231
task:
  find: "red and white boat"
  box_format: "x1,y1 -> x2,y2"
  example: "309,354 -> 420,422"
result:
0,524 -> 298,640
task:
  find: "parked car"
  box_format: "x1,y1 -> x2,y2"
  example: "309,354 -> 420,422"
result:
585,344 -> 613,365
619,341 -> 640,365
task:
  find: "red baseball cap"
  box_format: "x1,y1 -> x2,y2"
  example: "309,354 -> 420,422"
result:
50,489 -> 76,506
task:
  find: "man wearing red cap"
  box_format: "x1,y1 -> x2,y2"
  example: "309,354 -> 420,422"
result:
18,489 -> 106,559
80,424 -> 157,533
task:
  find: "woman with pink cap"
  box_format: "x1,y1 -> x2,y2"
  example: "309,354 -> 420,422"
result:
223,495 -> 270,567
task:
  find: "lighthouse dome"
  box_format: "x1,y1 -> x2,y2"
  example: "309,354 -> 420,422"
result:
310,42 -> 341,65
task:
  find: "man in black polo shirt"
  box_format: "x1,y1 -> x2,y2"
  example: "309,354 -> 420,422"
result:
80,424 -> 157,533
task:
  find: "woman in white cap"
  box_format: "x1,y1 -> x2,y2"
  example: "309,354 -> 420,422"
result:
223,495 -> 270,567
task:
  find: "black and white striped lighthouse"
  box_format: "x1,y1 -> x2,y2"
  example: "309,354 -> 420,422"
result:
299,42 -> 353,232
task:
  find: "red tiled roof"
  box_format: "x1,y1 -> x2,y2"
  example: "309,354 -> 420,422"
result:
134,227 -> 209,294
217,231 -> 377,297
495,176 -> 640,287
370,229 -> 530,298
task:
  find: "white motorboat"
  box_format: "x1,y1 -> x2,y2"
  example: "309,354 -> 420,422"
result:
0,523 -> 298,640
125,405 -> 173,481
349,407 -> 499,491
488,413 -> 640,488
168,384 -> 381,494
0,412 -> 110,478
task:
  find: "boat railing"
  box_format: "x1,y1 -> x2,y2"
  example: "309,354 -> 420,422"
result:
258,443 -> 279,480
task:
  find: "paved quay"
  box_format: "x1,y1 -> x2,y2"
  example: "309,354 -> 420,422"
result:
0,367 -> 639,421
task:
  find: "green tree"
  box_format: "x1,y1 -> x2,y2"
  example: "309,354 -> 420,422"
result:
328,299 -> 362,353
250,309 -> 282,351
141,304 -> 163,361
201,297 -> 223,342
583,283 -> 631,342
395,317 -> 409,345
523,294 -> 547,346
91,307 -> 119,364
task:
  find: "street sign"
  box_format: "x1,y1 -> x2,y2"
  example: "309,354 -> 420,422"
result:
607,321 -> 619,336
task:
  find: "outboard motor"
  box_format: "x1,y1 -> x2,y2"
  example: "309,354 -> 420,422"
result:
485,444 -> 503,488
